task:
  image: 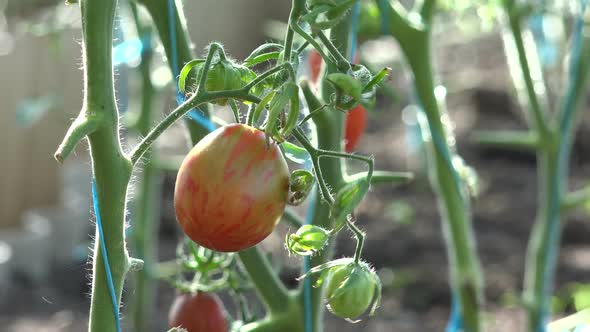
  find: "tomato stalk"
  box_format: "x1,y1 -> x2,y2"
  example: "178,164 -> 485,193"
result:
314,30 -> 351,72
55,0 -> 134,331
127,5 -> 161,332
379,1 -> 484,331
497,2 -> 590,331
300,12 -> 352,332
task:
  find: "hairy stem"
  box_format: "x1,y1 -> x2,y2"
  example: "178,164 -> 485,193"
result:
128,7 -> 160,330
75,0 -> 134,331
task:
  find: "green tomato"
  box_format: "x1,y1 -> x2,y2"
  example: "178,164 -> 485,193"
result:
324,262 -> 377,320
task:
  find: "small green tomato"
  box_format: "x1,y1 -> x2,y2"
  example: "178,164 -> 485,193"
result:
323,261 -> 381,320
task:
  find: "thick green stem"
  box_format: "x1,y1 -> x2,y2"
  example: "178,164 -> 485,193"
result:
521,14 -> 590,332
502,3 -> 550,139
406,35 -> 482,332
282,0 -> 304,63
524,149 -> 560,332
382,2 -> 483,330
472,130 -> 540,151
128,11 -> 159,331
74,0 -> 133,331
299,13 -> 351,332
239,300 -> 303,332
238,248 -> 291,315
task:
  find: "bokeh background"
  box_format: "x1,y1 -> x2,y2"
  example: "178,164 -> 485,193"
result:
1,1 -> 590,331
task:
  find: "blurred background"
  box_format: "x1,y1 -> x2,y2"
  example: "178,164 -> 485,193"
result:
0,0 -> 589,331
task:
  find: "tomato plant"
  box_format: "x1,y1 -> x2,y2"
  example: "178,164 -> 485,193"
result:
54,0 -> 566,329
174,123 -> 290,252
169,292 -> 228,332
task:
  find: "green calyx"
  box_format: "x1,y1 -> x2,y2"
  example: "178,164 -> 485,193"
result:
286,225 -> 331,256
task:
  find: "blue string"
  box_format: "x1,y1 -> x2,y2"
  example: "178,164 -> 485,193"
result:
349,0 -> 361,62
376,0 -> 391,35
167,0 -> 214,131
445,298 -> 463,332
91,179 -> 121,332
543,1 -> 588,332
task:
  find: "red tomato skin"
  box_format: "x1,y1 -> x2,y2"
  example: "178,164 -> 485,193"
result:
174,123 -> 290,252
308,49 -> 323,82
168,292 -> 228,332
344,105 -> 368,152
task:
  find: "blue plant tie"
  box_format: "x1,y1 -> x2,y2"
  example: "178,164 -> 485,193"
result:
349,0 -> 361,61
167,0 -> 214,131
446,297 -> 463,332
376,0 -> 391,35
91,179 -> 121,332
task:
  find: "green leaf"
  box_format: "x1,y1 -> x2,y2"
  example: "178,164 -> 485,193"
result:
265,82 -> 298,142
251,91 -> 276,125
303,0 -> 356,30
282,141 -> 310,164
244,51 -> 282,67
362,67 -> 391,93
178,59 -> 205,93
279,84 -> 300,139
330,178 -> 370,232
244,43 -> 283,64
573,284 -> 590,311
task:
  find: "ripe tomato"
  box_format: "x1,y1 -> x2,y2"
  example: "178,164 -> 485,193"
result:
308,49 -> 359,83
307,50 -> 366,152
344,104 -> 367,152
308,49 -> 323,82
168,292 -> 228,332
174,123 -> 290,252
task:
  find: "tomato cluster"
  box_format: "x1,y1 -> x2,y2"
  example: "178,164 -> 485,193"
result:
174,123 -> 290,252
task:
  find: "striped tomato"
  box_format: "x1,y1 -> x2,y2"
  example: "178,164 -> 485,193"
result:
174,123 -> 290,252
